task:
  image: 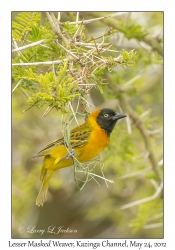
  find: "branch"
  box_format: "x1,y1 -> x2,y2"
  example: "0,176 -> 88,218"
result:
46,12 -> 68,44
120,95 -> 162,182
12,79 -> 23,92
116,167 -> 152,180
147,213 -> 163,222
12,38 -> 27,60
69,12 -> 126,25
57,42 -> 79,60
143,35 -> 163,56
148,128 -> 163,135
12,39 -> 46,53
75,170 -> 114,184
116,158 -> 163,180
58,12 -> 61,21
89,12 -> 163,56
69,102 -> 79,125
12,59 -> 65,66
119,182 -> 163,210
75,12 -> 79,28
121,70 -> 145,90
143,223 -> 163,229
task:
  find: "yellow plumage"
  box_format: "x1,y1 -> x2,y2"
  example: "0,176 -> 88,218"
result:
34,109 -> 126,206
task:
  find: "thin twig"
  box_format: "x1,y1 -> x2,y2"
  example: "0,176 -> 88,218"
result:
69,12 -> 126,25
76,170 -> 114,184
143,223 -> 163,229
150,179 -> 159,190
116,157 -> 163,181
12,59 -> 65,66
12,38 -> 27,60
76,12 -> 79,28
12,39 -> 46,53
89,12 -> 163,56
74,42 -> 111,47
158,159 -> 163,166
79,45 -> 118,53
79,173 -> 89,190
100,160 -> 109,187
42,106 -> 55,117
125,115 -> 132,135
57,42 -> 79,60
58,12 -> 61,21
46,12 -> 68,43
121,70 -> 145,89
46,12 -> 55,29
82,50 -> 96,65
80,96 -> 95,108
98,44 -> 113,54
119,182 -> 163,210
38,44 -> 51,50
148,128 -> 163,135
97,35 -> 105,52
147,213 -> 163,222
116,167 -> 152,180
78,84 -> 97,86
50,12 -> 62,34
19,88 -> 30,98
69,102 -> 79,125
12,79 -> 23,92
139,109 -> 151,119
72,19 -> 84,40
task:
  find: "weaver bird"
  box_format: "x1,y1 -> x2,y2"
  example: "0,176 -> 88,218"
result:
34,108 -> 126,206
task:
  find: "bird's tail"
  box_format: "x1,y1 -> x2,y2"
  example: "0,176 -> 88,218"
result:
36,169 -> 52,207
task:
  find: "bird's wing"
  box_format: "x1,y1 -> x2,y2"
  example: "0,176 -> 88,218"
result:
69,124 -> 91,148
33,136 -> 64,157
33,124 -> 91,158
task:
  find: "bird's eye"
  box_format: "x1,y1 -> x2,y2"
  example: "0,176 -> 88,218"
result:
104,113 -> 109,118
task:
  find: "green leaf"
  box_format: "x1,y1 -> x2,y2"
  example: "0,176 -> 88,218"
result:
12,12 -> 41,41
129,198 -> 163,233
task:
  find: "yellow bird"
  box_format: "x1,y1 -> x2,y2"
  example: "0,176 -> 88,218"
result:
34,108 -> 126,206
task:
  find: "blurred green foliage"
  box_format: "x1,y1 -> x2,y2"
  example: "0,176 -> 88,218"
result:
12,12 -> 163,239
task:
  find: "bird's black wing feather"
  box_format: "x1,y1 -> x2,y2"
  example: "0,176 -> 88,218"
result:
33,124 -> 91,157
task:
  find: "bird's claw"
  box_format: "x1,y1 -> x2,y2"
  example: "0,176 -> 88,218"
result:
66,149 -> 75,160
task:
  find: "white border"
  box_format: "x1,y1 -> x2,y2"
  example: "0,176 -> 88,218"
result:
1,1 -> 174,248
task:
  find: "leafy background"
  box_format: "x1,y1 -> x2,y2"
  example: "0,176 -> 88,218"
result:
12,12 -> 163,238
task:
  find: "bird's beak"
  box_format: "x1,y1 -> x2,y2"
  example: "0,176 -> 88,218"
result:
112,113 -> 127,121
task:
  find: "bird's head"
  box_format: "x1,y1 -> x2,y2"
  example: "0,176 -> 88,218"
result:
95,108 -> 127,136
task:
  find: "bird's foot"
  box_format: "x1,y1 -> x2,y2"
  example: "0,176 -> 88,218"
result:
54,149 -> 75,165
66,149 -> 75,160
